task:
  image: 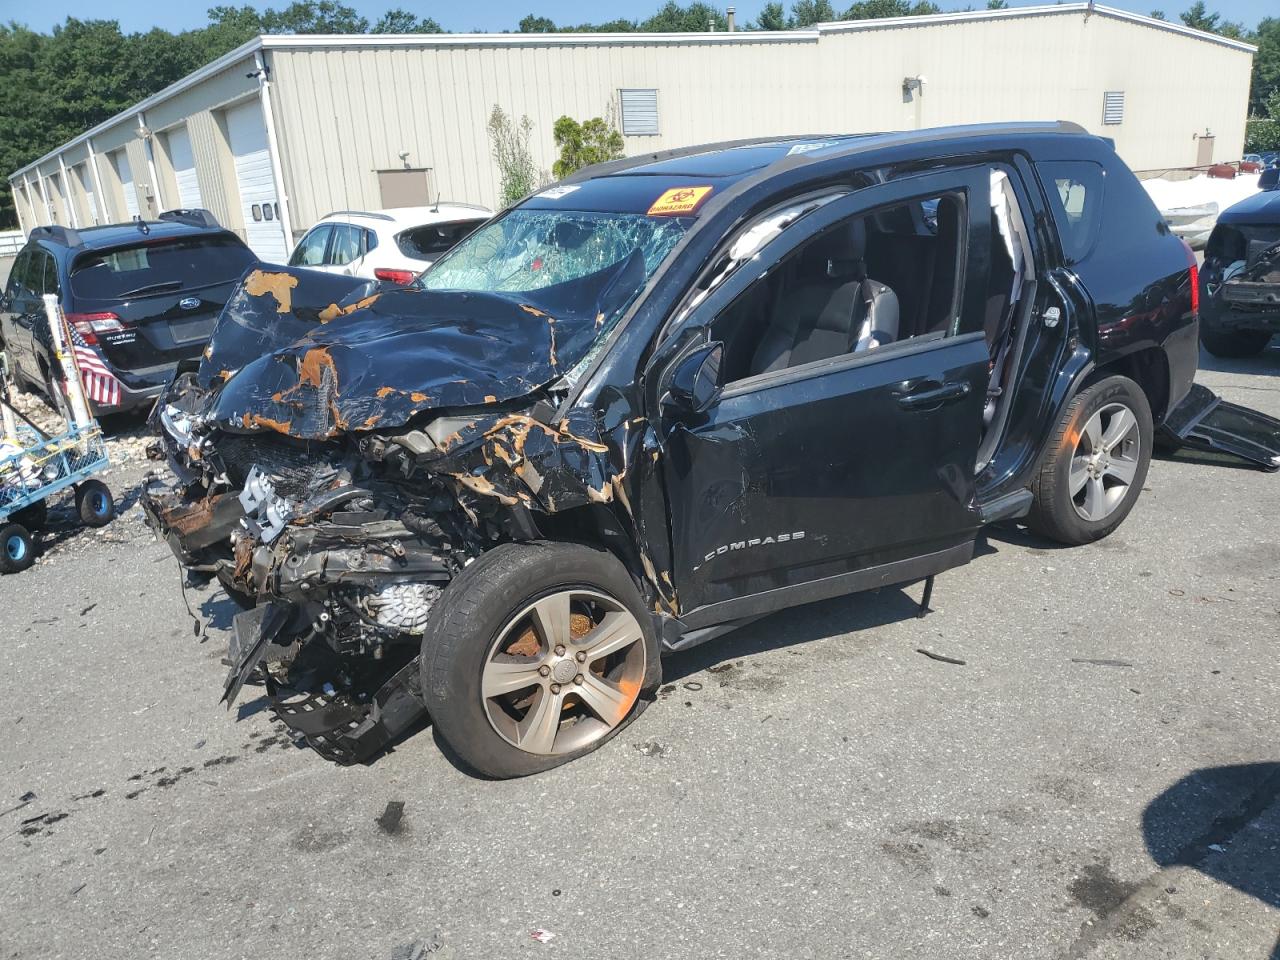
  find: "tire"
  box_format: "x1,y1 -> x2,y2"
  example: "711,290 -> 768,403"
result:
421,541 -> 662,779
11,499 -> 47,531
75,480 -> 115,528
1028,375 -> 1153,546
1200,324 -> 1271,359
0,523 -> 35,574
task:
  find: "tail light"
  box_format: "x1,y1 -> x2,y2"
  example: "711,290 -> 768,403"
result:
1180,239 -> 1199,317
65,312 -> 126,345
374,268 -> 417,286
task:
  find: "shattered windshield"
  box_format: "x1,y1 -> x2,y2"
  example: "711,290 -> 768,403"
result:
417,209 -> 692,297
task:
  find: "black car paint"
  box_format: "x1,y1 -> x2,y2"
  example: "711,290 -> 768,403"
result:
1200,187 -> 1280,336
0,221 -> 256,413
141,124 -> 1231,761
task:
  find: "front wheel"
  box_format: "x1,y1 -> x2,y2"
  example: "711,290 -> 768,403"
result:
1028,375 -> 1153,545
0,523 -> 35,573
421,541 -> 661,779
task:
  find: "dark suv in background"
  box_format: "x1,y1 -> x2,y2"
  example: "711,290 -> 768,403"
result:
0,210 -> 257,415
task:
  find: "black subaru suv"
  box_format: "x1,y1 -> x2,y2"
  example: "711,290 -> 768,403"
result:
142,123 -> 1280,777
0,210 -> 257,415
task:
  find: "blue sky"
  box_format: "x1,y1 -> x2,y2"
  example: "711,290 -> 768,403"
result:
0,0 -> 1273,34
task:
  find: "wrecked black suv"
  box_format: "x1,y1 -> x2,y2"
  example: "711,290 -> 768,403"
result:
143,122 -> 1280,778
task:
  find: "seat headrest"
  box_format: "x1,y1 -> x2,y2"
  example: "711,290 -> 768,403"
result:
801,218 -> 868,282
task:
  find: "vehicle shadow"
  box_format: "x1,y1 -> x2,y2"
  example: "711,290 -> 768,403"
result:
1194,342 -> 1280,377
1142,762 -> 1280,958
661,580 -> 932,684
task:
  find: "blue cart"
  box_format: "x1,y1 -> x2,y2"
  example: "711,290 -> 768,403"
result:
0,421 -> 115,573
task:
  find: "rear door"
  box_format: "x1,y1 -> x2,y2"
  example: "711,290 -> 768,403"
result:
0,250 -> 39,380
67,234 -> 257,384
654,169 -> 994,624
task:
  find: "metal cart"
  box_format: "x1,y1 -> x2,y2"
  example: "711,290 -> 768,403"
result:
0,295 -> 115,572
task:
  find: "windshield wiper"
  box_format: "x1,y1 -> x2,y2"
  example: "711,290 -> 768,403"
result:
117,280 -> 184,298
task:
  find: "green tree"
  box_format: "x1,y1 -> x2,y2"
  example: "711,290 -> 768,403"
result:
1179,1 -> 1217,32
639,2 -> 728,31
372,9 -> 444,32
551,114 -> 625,178
488,105 -> 542,207
842,0 -> 939,18
1149,10 -> 1166,20
789,0 -> 835,27
1251,18 -> 1280,116
752,2 -> 788,29
987,0 -> 1008,9
519,14 -> 558,31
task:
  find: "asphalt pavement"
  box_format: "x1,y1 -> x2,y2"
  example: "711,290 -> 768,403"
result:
1,346 -> 1277,960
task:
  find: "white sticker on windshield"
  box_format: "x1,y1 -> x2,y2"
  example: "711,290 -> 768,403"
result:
538,184 -> 581,200
786,140 -> 839,156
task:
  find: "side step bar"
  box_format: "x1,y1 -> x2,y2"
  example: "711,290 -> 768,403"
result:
1160,383 -> 1280,472
978,488 -> 1033,524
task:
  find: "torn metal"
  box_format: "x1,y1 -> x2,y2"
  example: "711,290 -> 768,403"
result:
141,258 -> 675,763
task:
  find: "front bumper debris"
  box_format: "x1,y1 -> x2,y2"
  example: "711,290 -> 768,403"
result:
1160,383 -> 1280,471
224,601 -> 429,764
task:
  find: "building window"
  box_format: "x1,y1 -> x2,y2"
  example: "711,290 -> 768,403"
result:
1102,91 -> 1124,125
619,89 -> 659,136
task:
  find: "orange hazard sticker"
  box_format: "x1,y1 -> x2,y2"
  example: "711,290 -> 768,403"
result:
647,185 -> 714,217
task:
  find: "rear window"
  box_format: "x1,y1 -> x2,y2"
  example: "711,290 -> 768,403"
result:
1036,160 -> 1105,263
395,219 -> 486,261
70,234 -> 256,301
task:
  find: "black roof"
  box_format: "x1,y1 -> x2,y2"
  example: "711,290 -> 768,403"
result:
28,208 -> 227,252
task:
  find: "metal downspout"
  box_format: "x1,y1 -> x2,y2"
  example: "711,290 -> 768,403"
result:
57,154 -> 80,228
254,50 -> 294,253
138,111 -> 165,215
86,138 -> 107,224
36,172 -> 53,225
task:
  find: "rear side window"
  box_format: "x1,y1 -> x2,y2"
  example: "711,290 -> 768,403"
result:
1036,160 -> 1105,263
41,251 -> 60,296
329,223 -> 364,265
396,219 -> 486,261
69,235 -> 255,301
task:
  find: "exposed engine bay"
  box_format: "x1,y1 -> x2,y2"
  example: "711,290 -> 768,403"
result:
142,251 -> 672,763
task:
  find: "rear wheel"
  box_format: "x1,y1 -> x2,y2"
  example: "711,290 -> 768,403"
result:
421,541 -> 661,779
1028,375 -> 1153,545
0,523 -> 35,573
75,480 -> 115,528
1200,324 -> 1271,359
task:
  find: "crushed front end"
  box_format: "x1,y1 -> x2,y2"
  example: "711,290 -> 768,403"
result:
143,259 -> 671,763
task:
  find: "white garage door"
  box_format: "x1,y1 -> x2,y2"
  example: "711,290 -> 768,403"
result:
114,151 -> 139,219
226,100 -> 288,262
167,125 -> 202,210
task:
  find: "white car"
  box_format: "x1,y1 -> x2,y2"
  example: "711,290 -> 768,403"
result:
287,204 -> 493,284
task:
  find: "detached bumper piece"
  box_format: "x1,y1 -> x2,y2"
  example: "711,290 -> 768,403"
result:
223,602 -> 428,765
1161,383 -> 1280,471
268,660 -> 427,765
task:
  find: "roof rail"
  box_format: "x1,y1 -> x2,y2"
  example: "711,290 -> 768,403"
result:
321,210 -> 394,221
158,208 -> 220,229
30,224 -> 83,248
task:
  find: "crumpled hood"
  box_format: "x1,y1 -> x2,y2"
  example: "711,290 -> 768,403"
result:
201,264 -> 637,440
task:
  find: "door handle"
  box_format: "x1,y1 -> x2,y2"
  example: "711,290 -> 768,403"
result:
895,380 -> 971,411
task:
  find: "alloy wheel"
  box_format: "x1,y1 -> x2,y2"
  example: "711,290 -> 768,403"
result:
1070,401 -> 1141,522
481,588 -> 645,756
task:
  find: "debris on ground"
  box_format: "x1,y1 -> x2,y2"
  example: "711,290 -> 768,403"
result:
1070,658 -> 1134,668
2,792 -> 36,817
634,740 -> 669,758
916,648 -> 966,666
376,800 -> 406,835
529,929 -> 557,944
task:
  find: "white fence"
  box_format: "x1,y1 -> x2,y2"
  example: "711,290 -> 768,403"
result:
0,230 -> 24,256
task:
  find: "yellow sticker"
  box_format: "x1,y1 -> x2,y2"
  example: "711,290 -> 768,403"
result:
647,185 -> 714,217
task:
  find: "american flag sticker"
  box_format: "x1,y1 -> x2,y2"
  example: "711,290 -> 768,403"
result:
66,324 -> 121,407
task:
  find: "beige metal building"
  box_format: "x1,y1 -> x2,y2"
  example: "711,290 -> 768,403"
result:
7,2 -> 1256,260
